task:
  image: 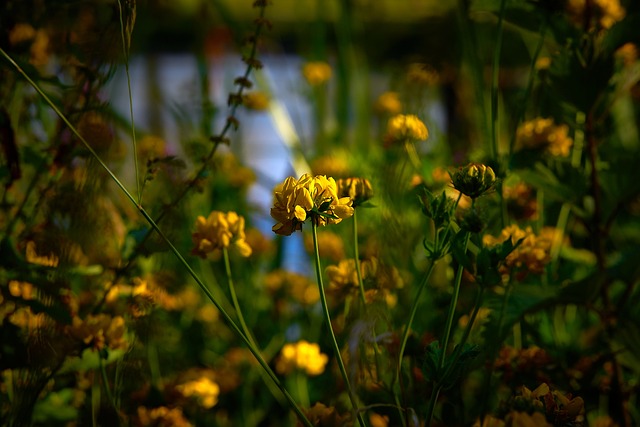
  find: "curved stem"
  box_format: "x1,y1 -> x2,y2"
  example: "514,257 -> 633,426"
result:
223,247 -> 256,347
312,221 -> 367,427
394,259 -> 437,426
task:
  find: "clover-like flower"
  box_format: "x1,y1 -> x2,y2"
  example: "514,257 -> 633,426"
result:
451,163 -> 496,199
516,118 -> 573,157
275,340 -> 329,376
176,377 -> 221,409
191,211 -> 252,258
384,114 -> 429,145
270,173 -> 354,236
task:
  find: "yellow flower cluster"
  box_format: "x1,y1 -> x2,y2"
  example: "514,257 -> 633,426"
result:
302,61 -> 332,86
374,91 -> 403,115
176,377 -> 221,409
336,177 -> 374,207
483,225 -> 565,279
66,314 -> 127,351
566,0 -> 625,29
136,406 -> 192,427
191,211 -> 252,258
516,118 -> 573,157
271,174 -> 354,235
325,257 -> 403,305
384,114 -> 429,145
275,340 -> 328,376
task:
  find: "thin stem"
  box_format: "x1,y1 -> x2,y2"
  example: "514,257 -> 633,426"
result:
223,247 -> 256,347
353,209 -> 367,305
426,231 -> 470,427
117,0 -> 140,203
312,221 -> 366,427
394,259 -> 437,426
99,354 -> 118,415
490,0 -> 507,161
1,47 -> 313,427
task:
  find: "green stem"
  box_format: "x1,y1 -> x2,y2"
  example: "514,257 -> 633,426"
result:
223,247 -> 256,347
353,209 -> 367,305
312,221 -> 366,427
117,0 -> 140,204
1,47 -> 313,427
426,231 -> 470,426
99,354 -> 117,414
394,259 -> 437,426
490,0 -> 507,161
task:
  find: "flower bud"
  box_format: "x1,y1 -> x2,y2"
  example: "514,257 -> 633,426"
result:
336,177 -> 373,208
451,163 -> 496,199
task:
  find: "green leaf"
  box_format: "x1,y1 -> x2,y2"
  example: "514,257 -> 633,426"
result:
450,231 -> 473,272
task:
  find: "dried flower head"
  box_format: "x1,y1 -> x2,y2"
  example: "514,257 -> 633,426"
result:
275,340 -> 329,376
191,211 -> 252,258
302,61 -> 332,86
270,173 -> 354,235
516,118 -> 573,157
384,114 -> 429,145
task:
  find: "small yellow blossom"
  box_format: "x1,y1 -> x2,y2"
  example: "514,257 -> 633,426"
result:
336,177 -> 374,207
191,211 -> 252,258
516,118 -> 573,157
535,57 -> 551,71
9,23 -> 37,45
384,114 -> 429,145
566,0 -> 625,29
302,61 -> 332,86
616,43 -> 637,66
325,257 -> 403,302
66,314 -> 127,351
176,377 -> 221,409
483,225 -> 566,280
370,413 -> 389,427
25,241 -> 59,267
270,173 -> 354,235
265,270 -> 320,306
243,91 -> 270,110
276,340 -> 328,376
374,91 -> 403,115
504,182 -> 537,220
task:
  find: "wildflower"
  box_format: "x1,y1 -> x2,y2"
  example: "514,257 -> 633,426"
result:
136,406 -> 192,427
483,225 -> 564,279
191,211 -> 252,258
406,63 -> 439,85
265,270 -> 320,306
535,57 -> 551,71
243,91 -> 270,110
504,182 -> 537,220
302,61 -> 332,85
616,43 -> 637,66
25,241 -> 59,267
325,257 -> 403,300
304,230 -> 346,262
176,377 -> 221,409
66,314 -> 127,351
336,177 -> 373,208
384,114 -> 429,145
270,173 -> 354,236
516,118 -> 573,157
9,23 -> 37,45
374,91 -> 402,115
370,413 -> 390,427
451,163 -> 496,199
275,340 -> 329,376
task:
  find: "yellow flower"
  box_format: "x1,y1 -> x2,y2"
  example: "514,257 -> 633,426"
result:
264,269 -> 320,306
451,163 -> 496,199
243,91 -> 270,110
370,413 -> 390,427
302,61 -> 332,86
270,173 -> 354,235
176,377 -> 221,409
374,91 -> 403,115
191,211 -> 252,258
325,257 -> 403,302
535,56 -> 551,71
516,118 -> 573,157
275,340 -> 329,376
9,23 -> 36,45
304,230 -> 346,262
384,114 -> 429,145
66,314 -> 127,351
567,0 -> 625,29
336,177 -> 374,207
